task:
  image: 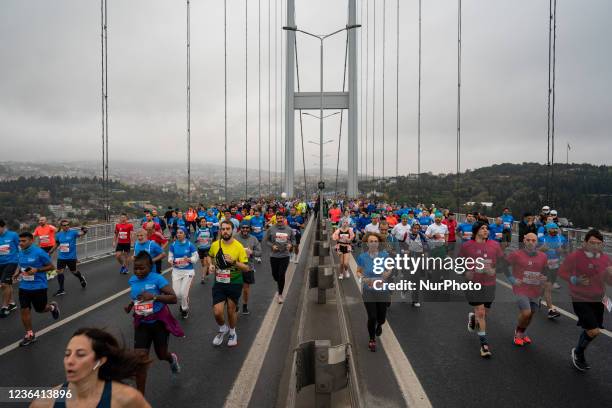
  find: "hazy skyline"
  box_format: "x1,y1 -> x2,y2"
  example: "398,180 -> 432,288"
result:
1,0 -> 611,177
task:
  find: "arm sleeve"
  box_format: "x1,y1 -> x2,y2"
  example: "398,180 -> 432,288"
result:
190,246 -> 199,264
167,245 -> 174,264
264,229 -> 273,248
252,239 -> 262,257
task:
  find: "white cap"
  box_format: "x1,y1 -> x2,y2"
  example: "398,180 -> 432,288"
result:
542,206 -> 550,212
550,210 -> 558,215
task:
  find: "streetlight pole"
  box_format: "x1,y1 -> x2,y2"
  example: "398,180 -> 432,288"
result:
283,24 -> 361,224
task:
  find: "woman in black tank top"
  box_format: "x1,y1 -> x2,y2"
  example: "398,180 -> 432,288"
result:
30,328 -> 151,408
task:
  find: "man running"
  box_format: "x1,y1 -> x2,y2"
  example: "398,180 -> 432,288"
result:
504,233 -> 548,346
488,217 -> 505,245
286,207 -> 304,263
133,230 -> 166,274
459,222 -> 505,358
33,216 -> 57,279
538,222 -> 566,319
442,212 -> 458,257
49,220 -> 88,296
364,214 -> 381,234
457,213 -> 476,246
328,203 -> 342,229
114,213 -> 134,274
501,208 -> 514,250
13,232 -> 60,346
264,212 -> 295,304
168,228 -> 198,319
0,220 -> 19,317
235,221 -> 262,315
209,220 -> 250,347
195,218 -> 214,284
425,212 -> 449,281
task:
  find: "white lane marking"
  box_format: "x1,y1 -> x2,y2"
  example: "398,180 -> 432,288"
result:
223,219 -> 314,408
496,278 -> 612,338
0,267 -> 172,357
348,254 -> 432,408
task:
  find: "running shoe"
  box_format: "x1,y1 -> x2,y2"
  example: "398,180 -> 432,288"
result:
522,336 -> 532,345
467,312 -> 476,333
19,333 -> 37,347
513,336 -> 525,347
212,328 -> 228,346
552,282 -> 561,290
53,289 -> 66,297
412,302 -> 421,308
375,324 -> 383,337
181,308 -> 189,319
571,348 -> 590,371
227,333 -> 238,347
242,304 -> 250,315
0,308 -> 9,318
200,277 -> 206,284
79,275 -> 87,288
46,270 -> 57,280
170,353 -> 181,374
368,340 -> 376,352
278,294 -> 284,304
50,301 -> 60,320
480,344 -> 492,358
344,270 -> 350,279
255,257 -> 262,264
338,274 -> 344,280
547,309 -> 561,319
7,303 -> 17,312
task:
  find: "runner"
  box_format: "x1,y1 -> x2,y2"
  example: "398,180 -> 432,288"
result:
364,213 -> 381,234
442,212 -> 458,257
114,214 -> 135,275
538,222 -> 566,319
145,222 -> 169,274
0,219 -> 19,317
559,229 -> 612,371
168,228 -> 198,319
133,230 -> 166,274
356,232 -> 392,352
13,232 -> 60,346
49,220 -> 88,296
286,207 -> 305,263
391,214 -> 412,247
457,213 -> 476,245
33,216 -> 58,279
125,252 -> 182,394
406,222 -> 429,307
185,207 -> 198,234
328,203 -> 342,229
504,233 -> 548,346
501,208 -> 514,250
425,212 -> 449,282
417,210 -> 433,232
332,219 -> 355,280
459,222 -> 505,358
31,327 -> 151,408
518,212 -> 538,247
488,217 -> 505,245
264,212 -> 295,304
208,220 -> 250,347
195,218 -> 214,284
172,211 -> 189,239
235,221 -> 262,315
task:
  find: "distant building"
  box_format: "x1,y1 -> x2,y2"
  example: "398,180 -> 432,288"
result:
465,201 -> 494,208
37,191 -> 51,200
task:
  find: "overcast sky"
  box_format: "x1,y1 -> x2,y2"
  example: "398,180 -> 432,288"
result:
1,0 -> 610,177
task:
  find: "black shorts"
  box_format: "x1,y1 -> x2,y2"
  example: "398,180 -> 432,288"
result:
338,244 -> 351,254
115,243 -> 131,253
57,259 -> 77,272
295,232 -> 302,245
212,283 -> 242,306
546,268 -> 559,284
19,288 -> 48,312
197,248 -> 210,259
572,301 -> 604,331
466,284 -> 496,308
41,246 -> 53,254
0,263 -> 17,284
502,230 -> 512,243
134,320 -> 169,350
243,270 -> 255,285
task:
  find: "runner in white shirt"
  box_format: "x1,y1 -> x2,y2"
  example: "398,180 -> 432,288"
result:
391,214 -> 412,245
364,214 -> 381,234
425,212 -> 450,281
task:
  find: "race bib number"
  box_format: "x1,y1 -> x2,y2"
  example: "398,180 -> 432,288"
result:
198,237 -> 211,245
174,257 -> 189,267
216,269 -> 231,284
495,233 -> 503,240
275,232 -> 288,244
39,235 -> 50,244
547,258 -> 560,270
339,233 -> 350,242
420,225 -> 428,232
134,300 -> 154,316
463,231 -> 472,240
20,269 -> 35,281
118,231 -> 128,240
477,259 -> 495,275
252,226 -> 262,233
0,245 -> 10,255
59,243 -> 70,253
503,222 -> 511,229
523,271 -> 541,285
603,296 -> 612,313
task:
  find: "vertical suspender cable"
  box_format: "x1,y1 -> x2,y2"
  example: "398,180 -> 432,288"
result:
335,33 -> 350,196
546,0 -> 552,203
274,0 -> 278,193
365,0 -> 369,183
187,0 -> 191,202
244,0 -> 249,200
372,0 -> 376,181
268,0 -> 271,196
360,0 -> 364,181
101,0 -> 109,221
224,0 -> 228,202
417,0 -> 421,203
280,0 -> 284,192
100,0 -> 106,219
295,38 -> 308,198
382,0 -> 385,180
258,0 -> 262,195
456,0 -> 461,209
395,0 -> 399,178
550,0 -> 557,207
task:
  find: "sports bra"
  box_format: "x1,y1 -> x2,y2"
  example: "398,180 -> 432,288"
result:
53,380 -> 112,408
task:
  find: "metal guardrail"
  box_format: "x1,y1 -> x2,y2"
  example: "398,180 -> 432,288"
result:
73,218 -> 140,261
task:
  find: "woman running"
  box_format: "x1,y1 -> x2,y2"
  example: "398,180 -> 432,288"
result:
125,252 -> 183,394
31,327 -> 151,407
168,228 -> 199,319
332,219 -> 355,280
355,232 -> 392,352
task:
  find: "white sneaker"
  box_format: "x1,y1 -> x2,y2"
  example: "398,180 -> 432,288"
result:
343,270 -> 350,279
227,332 -> 238,347
212,328 -> 228,346
552,282 -> 561,290
338,274 -> 344,280
256,257 -> 262,264
278,294 -> 284,304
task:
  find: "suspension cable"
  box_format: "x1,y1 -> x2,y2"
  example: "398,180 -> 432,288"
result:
224,0 -> 228,202
100,0 -> 109,221
268,0 -> 271,196
100,0 -> 105,219
546,0 -> 552,203
245,0 -> 249,199
280,0 -> 284,192
372,0 -> 376,181
360,0 -> 364,182
274,0 -> 278,194
187,0 -> 191,202
382,0 -> 385,180
417,0 -> 421,203
258,0 -> 262,195
365,0 -> 369,183
550,0 -> 557,207
335,32 -> 350,197
395,0 -> 399,178
456,0 -> 461,209
294,37 -> 308,198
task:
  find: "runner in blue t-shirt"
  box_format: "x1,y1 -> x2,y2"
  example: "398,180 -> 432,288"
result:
49,220 -> 88,296
169,228 -> 199,318
286,207 -> 305,263
0,220 -> 20,317
133,230 -> 166,274
195,218 -> 214,284
538,223 -> 567,320
500,208 -> 514,249
457,213 -> 477,245
16,232 -> 60,346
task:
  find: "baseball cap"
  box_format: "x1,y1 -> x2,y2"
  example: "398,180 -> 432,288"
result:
542,206 -> 550,212
545,222 -> 559,230
550,210 -> 558,216
240,220 -> 251,228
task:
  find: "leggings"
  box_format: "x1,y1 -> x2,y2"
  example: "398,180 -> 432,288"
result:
364,300 -> 389,340
172,269 -> 194,310
270,256 -> 290,295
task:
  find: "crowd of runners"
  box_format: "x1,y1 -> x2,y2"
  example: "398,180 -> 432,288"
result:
0,196 -> 610,405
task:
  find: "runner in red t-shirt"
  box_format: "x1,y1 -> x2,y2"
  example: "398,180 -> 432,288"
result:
328,203 -> 342,227
504,233 -> 548,347
113,213 -> 134,274
458,222 -> 504,358
442,213 -> 458,257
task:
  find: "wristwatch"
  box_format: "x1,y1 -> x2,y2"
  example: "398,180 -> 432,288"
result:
153,296 -> 158,302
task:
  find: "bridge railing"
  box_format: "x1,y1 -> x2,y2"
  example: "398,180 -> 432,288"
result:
73,218 -> 140,261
